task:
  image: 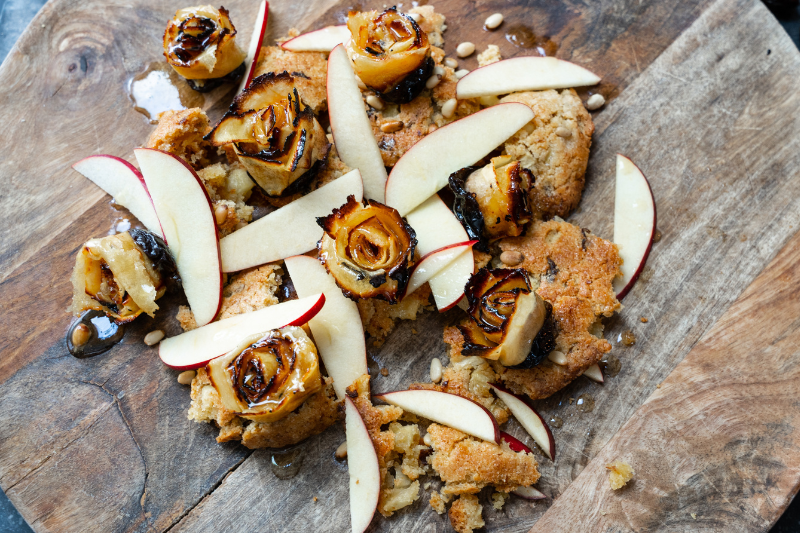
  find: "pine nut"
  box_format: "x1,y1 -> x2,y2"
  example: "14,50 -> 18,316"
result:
425,74 -> 441,89
423,433 -> 432,446
380,120 -> 404,133
548,350 -> 568,365
366,95 -> 384,110
444,57 -> 458,69
214,204 -> 228,226
500,250 -> 524,266
335,441 -> 348,459
144,329 -> 165,346
177,370 -> 196,385
454,69 -> 470,79
354,74 -> 367,90
556,126 -> 573,138
71,324 -> 91,347
434,65 -> 445,77
456,42 -> 475,58
430,357 -> 443,383
586,94 -> 606,110
485,13 -> 504,30
407,12 -> 421,22
442,98 -> 457,119
479,95 -> 500,107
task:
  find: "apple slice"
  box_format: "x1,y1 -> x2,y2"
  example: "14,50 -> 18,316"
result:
405,195 -> 474,311
220,169 -> 362,272
384,103 -> 534,216
327,44 -> 388,202
237,0 -> 270,94
159,293 -> 325,370
405,241 -> 476,297
512,486 -> 547,501
281,25 -> 350,52
134,148 -> 222,327
72,155 -> 163,238
344,396 -> 381,533
500,431 -> 532,454
375,389 -> 500,444
456,56 -> 601,99
612,154 -> 657,299
489,384 -> 555,461
284,255 -> 367,399
583,363 -> 604,384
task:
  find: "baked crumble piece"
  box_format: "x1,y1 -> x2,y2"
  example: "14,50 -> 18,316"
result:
409,6 -> 446,48
448,494 -> 484,533
146,108 -> 212,169
477,45 -> 502,67
254,46 -> 328,113
607,460 -> 634,489
357,285 -> 433,344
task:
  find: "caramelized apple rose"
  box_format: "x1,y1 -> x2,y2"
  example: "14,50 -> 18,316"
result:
450,156 -> 532,248
346,7 -> 433,103
459,268 -> 556,368
206,327 -> 322,423
163,5 -> 246,89
208,72 -> 329,196
317,195 -> 416,302
70,230 -> 175,324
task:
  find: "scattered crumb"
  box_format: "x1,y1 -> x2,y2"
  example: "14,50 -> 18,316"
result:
313,497 -> 318,503
411,328 -> 418,334
449,494 -> 484,533
656,384 -> 661,389
691,513 -> 697,520
491,491 -> 509,510
569,398 -> 575,404
607,460 -> 634,489
640,317 -> 648,323
600,510 -> 607,516
430,490 -> 451,514
380,368 -> 389,377
424,482 -> 431,490
477,44 -> 502,67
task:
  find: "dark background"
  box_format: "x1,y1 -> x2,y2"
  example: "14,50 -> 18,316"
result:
0,0 -> 799,531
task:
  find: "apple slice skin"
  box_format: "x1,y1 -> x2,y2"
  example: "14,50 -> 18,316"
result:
500,431 -> 533,454
159,293 -> 325,371
384,103 -> 535,217
405,240 -> 477,298
72,155 -> 164,239
489,383 -> 556,461
238,0 -> 270,94
583,363 -> 604,383
613,154 -> 657,300
134,148 -> 223,328
456,56 -> 601,99
327,44 -> 388,202
344,397 -> 381,533
281,25 -> 349,52
375,389 -> 501,444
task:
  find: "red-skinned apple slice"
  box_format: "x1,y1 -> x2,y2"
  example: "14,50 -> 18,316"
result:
613,154 -> 657,299
489,383 -> 555,461
220,169 -> 362,272
284,254 -> 367,399
159,293 -> 325,370
134,148 -> 222,327
583,363 -> 604,383
237,0 -> 270,94
512,486 -> 547,501
344,396 -> 380,533
327,44 -> 388,202
375,389 -> 500,444
500,431 -> 533,454
384,103 -> 534,216
405,195 -> 474,311
281,25 -> 349,52
72,155 -> 163,238
456,56 -> 601,99
405,240 -> 477,297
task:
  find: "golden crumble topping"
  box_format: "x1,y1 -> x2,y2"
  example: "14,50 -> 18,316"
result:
146,108 -> 212,169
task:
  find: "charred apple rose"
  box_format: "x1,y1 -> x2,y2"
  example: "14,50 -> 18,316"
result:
450,156 -> 532,249
206,327 -> 322,422
163,5 -> 247,91
207,72 -> 329,196
459,268 -> 556,368
70,230 -> 175,324
317,195 -> 416,302
346,7 -> 433,104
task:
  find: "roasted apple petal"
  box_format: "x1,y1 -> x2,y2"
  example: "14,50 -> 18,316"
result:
206,327 -> 322,423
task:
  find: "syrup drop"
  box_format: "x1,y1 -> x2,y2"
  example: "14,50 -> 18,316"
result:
602,353 -> 622,377
66,310 -> 125,358
548,415 -> 563,428
270,449 -> 304,480
576,393 -> 595,413
128,62 -> 204,123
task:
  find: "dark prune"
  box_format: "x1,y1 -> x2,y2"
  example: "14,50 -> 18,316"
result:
186,61 -> 246,92
380,55 -> 434,104
448,167 -> 489,252
130,229 -> 178,280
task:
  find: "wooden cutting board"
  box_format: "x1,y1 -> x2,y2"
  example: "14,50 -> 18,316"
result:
2,0 -> 800,531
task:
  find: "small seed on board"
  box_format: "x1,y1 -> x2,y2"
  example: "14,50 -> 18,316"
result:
500,250 -> 524,266
456,42 -> 475,58
485,13 -> 504,30
177,370 -> 196,385
442,98 -> 457,118
366,95 -> 384,110
335,441 -> 348,459
425,74 -> 442,89
586,94 -> 606,110
144,329 -> 165,346
214,204 -> 228,226
430,357 -> 443,383
444,57 -> 458,68
381,120 -> 404,133
454,69 -> 470,79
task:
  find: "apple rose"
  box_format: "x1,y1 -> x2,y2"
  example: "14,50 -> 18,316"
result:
70,230 -> 175,324
450,156 -> 533,249
207,72 -> 329,196
163,5 -> 247,91
206,327 -> 323,423
346,7 -> 433,103
317,195 -> 417,302
459,268 -> 556,368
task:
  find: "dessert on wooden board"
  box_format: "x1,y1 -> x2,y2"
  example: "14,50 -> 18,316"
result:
65,3 -> 657,532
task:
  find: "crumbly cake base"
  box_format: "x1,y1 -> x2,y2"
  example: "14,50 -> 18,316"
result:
146,108 -> 212,169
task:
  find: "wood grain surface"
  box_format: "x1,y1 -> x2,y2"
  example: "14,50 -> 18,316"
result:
1,0 -> 800,531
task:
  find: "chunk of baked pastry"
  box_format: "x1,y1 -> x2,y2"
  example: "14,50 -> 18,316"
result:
253,46 -> 328,113
146,107 -> 212,169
